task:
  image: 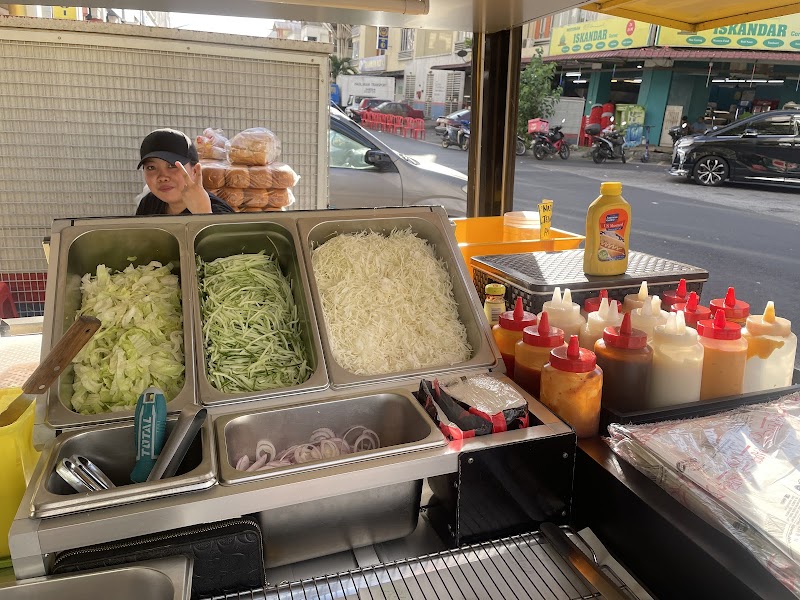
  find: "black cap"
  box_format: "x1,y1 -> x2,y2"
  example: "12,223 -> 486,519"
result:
138,129 -> 198,169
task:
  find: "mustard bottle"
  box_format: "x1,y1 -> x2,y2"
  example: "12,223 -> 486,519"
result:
583,181 -> 631,276
742,302 -> 797,393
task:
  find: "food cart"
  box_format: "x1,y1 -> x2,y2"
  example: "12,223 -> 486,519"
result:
2,1 -> 800,599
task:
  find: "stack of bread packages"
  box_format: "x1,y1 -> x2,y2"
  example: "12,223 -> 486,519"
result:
198,127 -> 300,212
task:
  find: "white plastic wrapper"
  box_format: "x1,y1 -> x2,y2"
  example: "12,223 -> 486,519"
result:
607,391 -> 800,597
439,374 -> 526,415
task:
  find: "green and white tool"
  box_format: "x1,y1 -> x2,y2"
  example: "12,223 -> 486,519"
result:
130,386 -> 167,483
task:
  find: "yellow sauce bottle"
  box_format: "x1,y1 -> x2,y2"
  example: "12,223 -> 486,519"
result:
583,181 -> 631,276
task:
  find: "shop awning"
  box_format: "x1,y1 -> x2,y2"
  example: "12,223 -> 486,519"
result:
580,0 -> 800,32
542,46 -> 800,64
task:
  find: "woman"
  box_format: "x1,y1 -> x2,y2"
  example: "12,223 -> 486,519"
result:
135,128 -> 233,215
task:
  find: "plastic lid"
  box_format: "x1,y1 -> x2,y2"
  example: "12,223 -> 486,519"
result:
603,312 -> 648,349
662,279 -> 688,307
744,301 -> 792,337
697,310 -> 742,340
588,298 -> 622,328
653,311 -> 699,347
549,335 -> 597,373
522,312 -> 565,347
600,181 -> 623,196
583,289 -> 608,313
672,291 -> 712,327
485,283 -> 505,296
498,297 -> 537,331
709,287 -> 750,320
625,281 -> 649,302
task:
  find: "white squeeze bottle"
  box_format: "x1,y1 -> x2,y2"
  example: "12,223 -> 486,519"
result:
649,311 -> 704,408
579,298 -> 622,350
622,281 -> 649,314
742,302 -> 797,393
630,295 -> 669,342
541,287 -> 586,338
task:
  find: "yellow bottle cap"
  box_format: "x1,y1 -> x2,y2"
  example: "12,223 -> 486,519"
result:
600,181 -> 623,195
485,283 -> 505,296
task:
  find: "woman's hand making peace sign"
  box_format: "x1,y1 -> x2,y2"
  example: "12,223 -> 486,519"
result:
176,161 -> 212,214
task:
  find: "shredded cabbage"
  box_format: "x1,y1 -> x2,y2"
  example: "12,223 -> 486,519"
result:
311,228 -> 471,376
198,253 -> 310,393
71,261 -> 185,414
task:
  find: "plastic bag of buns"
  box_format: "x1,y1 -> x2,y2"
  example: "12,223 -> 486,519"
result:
266,163 -> 300,189
200,160 -> 227,189
225,165 -> 250,189
196,128 -> 228,161
267,188 -> 295,209
214,187 -> 244,210
226,128 -> 281,166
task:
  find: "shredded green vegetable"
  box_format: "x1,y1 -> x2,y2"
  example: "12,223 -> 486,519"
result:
198,252 -> 310,393
71,261 -> 185,414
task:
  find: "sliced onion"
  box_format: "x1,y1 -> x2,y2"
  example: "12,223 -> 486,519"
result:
246,453 -> 269,472
352,431 -> 380,451
294,444 -> 322,464
310,428 -> 336,443
256,440 -> 276,462
235,455 -> 251,471
276,445 -> 299,463
342,425 -> 367,447
319,439 -> 340,459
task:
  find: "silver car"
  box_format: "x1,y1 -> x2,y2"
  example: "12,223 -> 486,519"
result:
329,108 -> 468,216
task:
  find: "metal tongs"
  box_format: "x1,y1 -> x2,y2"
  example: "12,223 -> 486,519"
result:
56,455 -> 116,493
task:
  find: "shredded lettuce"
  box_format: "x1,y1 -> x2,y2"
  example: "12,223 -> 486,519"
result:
71,261 -> 185,414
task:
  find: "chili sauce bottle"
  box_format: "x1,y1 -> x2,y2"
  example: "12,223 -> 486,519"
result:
514,311 -> 565,398
579,297 -> 622,351
540,335 -> 603,438
709,287 -> 750,326
648,311 -> 704,408
742,301 -> 797,393
541,287 -> 585,338
672,291 -> 712,328
492,297 -> 536,379
697,310 -> 748,401
594,312 -> 652,413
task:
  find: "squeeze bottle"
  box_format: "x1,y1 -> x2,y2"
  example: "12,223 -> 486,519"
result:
672,291 -> 712,328
594,312 -> 652,413
541,287 -> 586,338
709,287 -> 750,326
630,295 -> 669,342
648,311 -> 704,408
540,335 -> 603,438
492,297 -> 537,379
582,289 -> 608,319
662,279 -> 689,310
579,298 -> 623,351
697,310 -> 748,401
742,302 -> 797,393
583,181 -> 631,276
622,282 -> 649,314
514,312 -> 565,398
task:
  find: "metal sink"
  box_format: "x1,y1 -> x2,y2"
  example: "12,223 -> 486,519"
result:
216,390 -> 446,485
30,416 -> 216,518
0,556 -> 191,600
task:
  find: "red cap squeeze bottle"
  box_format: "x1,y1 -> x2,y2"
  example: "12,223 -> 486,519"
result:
662,279 -> 688,309
549,335 -> 597,373
696,310 -> 748,400
672,291 -> 712,327
583,289 -> 608,316
522,311 -> 565,347
709,287 -> 750,325
697,308 -> 743,341
498,297 -> 537,331
493,297 -> 537,378
602,312 -> 648,349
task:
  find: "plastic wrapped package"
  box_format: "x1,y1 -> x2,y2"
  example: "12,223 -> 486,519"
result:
242,189 -> 270,208
267,163 -> 301,189
215,187 -> 244,210
225,165 -> 250,189
268,188 -> 295,209
248,166 -> 272,189
200,160 -> 227,189
226,128 -> 281,166
196,128 -> 228,161
607,392 -> 800,597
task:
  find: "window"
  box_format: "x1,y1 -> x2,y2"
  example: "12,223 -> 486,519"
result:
533,16 -> 552,40
352,41 -> 359,59
726,115 -> 794,136
329,130 -> 372,169
400,28 -> 416,52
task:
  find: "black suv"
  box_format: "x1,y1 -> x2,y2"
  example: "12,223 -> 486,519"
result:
669,110 -> 799,188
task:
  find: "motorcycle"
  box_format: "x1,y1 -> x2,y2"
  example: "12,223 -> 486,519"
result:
515,136 -> 527,156
532,118 -> 569,160
459,122 -> 470,151
585,119 -> 626,164
441,120 -> 469,151
668,122 -> 690,145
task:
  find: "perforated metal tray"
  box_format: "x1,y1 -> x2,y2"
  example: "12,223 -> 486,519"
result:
472,249 -> 708,315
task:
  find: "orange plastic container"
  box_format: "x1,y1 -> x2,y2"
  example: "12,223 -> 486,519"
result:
452,217 -> 585,277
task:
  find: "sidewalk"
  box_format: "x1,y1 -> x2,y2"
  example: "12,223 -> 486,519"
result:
575,144 -> 674,166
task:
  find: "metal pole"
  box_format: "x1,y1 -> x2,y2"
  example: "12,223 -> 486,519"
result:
466,26 -> 522,218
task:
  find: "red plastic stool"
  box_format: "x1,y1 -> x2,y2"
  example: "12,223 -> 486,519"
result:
0,282 -> 18,319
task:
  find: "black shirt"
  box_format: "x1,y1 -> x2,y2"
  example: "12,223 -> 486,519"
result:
135,192 -> 234,216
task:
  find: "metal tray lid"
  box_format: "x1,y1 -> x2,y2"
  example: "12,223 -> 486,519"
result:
471,249 -> 708,294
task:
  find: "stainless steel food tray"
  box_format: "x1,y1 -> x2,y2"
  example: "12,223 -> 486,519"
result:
31,414 -> 216,518
296,207 -> 499,388
187,219 -> 328,407
216,389 -> 447,486
44,219 -> 197,430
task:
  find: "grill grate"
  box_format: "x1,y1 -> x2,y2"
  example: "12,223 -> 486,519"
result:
203,532 -> 642,600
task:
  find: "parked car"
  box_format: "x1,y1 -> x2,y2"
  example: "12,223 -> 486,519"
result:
435,109 -> 470,135
368,101 -> 425,120
347,97 -> 393,122
329,108 -> 467,215
669,110 -> 800,187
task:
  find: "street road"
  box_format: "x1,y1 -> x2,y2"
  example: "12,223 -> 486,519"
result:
375,130 -> 800,368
